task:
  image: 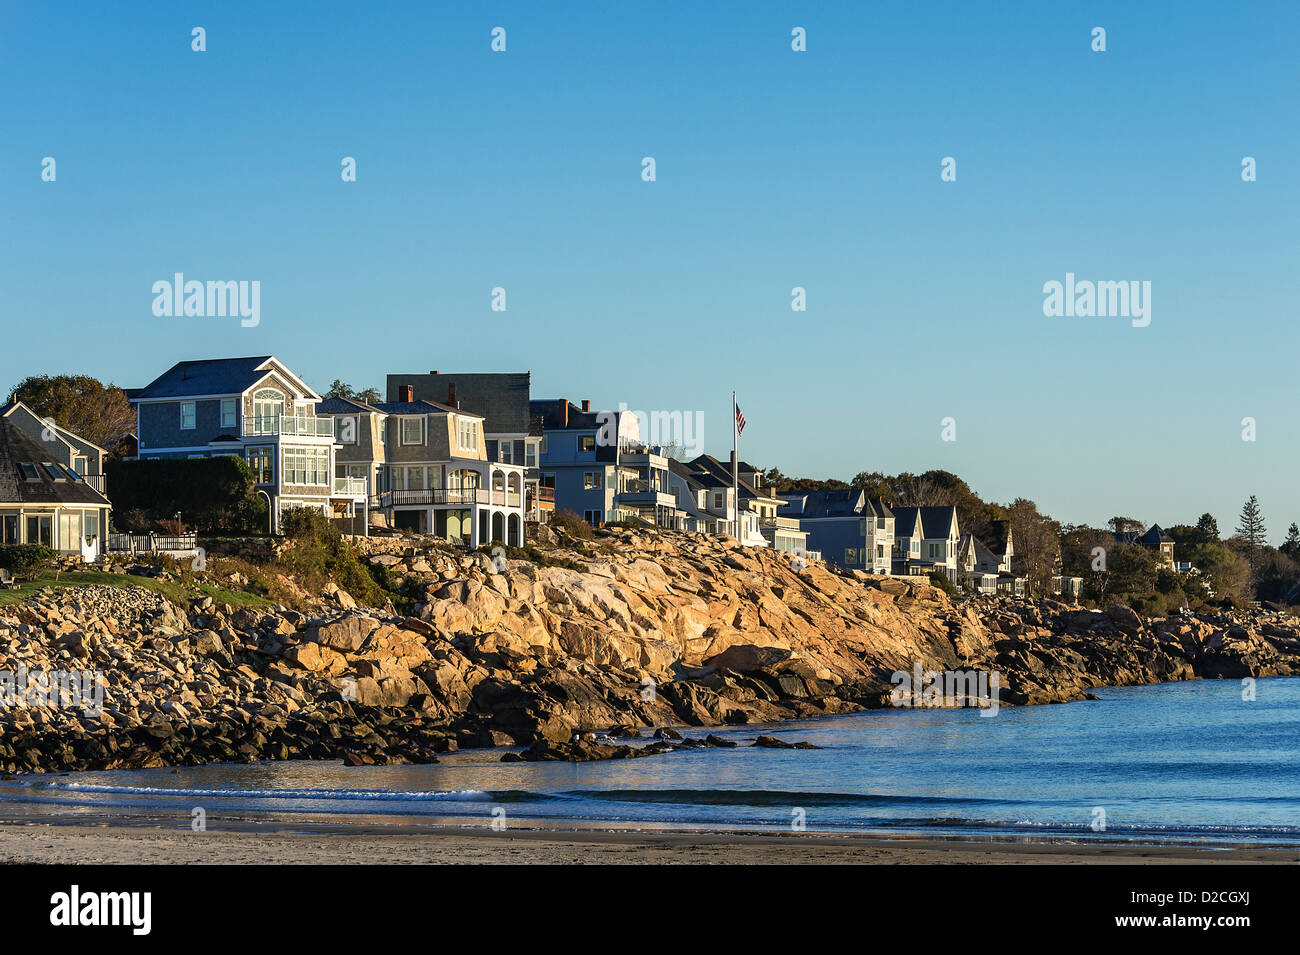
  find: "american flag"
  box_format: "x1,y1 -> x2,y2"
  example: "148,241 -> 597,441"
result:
734,401 -> 746,435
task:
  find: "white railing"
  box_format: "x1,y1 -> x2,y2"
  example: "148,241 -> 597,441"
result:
243,415 -> 335,437
333,477 -> 368,497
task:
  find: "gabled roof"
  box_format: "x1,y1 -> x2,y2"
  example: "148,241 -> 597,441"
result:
390,372 -> 531,433
315,396 -> 378,415
371,399 -> 477,417
2,401 -> 108,456
783,488 -> 894,520
687,454 -> 783,502
132,356 -> 320,401
0,419 -> 109,506
891,505 -> 958,539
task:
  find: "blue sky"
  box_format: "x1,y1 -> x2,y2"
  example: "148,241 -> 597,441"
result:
2,1 -> 1296,539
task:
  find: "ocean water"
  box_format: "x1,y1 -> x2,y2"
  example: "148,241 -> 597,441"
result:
3,678 -> 1298,844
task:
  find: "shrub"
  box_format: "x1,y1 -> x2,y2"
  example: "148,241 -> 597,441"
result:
279,506 -> 340,542
0,544 -> 56,573
928,570 -> 957,595
550,508 -> 595,540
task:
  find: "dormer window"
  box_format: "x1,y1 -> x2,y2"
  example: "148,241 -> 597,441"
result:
457,418 -> 478,452
253,389 -> 285,431
401,417 -> 423,445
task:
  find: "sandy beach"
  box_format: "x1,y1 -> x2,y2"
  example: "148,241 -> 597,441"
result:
2,817 -> 1296,865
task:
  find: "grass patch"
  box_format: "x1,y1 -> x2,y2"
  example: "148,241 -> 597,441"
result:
0,568 -> 272,609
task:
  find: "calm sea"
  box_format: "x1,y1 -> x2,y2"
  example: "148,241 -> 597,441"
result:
3,678 -> 1297,844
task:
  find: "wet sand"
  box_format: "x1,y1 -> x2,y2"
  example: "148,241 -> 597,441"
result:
2,817 -> 1295,864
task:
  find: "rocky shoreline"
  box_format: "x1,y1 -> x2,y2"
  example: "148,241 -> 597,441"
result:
2,528 -> 1298,774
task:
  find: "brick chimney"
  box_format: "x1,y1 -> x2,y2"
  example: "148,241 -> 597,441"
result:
447,382 -> 458,408
399,384 -> 413,403
581,399 -> 590,413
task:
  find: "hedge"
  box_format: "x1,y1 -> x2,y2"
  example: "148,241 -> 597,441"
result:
105,457 -> 267,534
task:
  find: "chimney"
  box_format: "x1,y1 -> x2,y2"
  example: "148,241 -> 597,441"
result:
430,370 -> 439,375
560,399 -> 568,428
581,399 -> 590,413
399,384 -> 414,403
447,382 -> 458,408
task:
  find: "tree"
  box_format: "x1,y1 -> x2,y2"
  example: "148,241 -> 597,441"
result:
1196,512 -> 1220,542
1108,516 -> 1145,537
1281,523 -> 1300,559
1006,498 -> 1060,596
324,380 -> 380,405
1236,495 -> 1267,572
5,374 -> 136,459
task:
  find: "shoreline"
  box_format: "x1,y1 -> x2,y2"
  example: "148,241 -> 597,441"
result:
3,806 -> 1298,865
2,813 -> 1297,864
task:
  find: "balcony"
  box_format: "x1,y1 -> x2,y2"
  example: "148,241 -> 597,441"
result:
332,477 -> 368,498
83,473 -> 107,495
243,414 -> 335,438
376,487 -> 523,509
760,516 -> 803,530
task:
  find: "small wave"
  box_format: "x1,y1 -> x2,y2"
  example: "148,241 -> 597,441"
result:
34,782 -> 553,803
562,789 -> 1018,808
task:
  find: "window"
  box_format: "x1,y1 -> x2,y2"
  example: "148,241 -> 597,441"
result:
335,416 -> 358,444
19,463 -> 38,481
499,441 -> 514,464
252,389 -> 285,433
390,466 -> 405,491
283,447 -> 330,486
579,435 -> 596,453
525,441 -> 538,469
220,399 -> 237,429
713,492 -> 724,509
43,464 -> 66,482
845,548 -> 861,565
401,417 -> 423,445
247,446 -> 274,484
85,513 -> 100,540
541,472 -> 555,488
1,515 -> 16,544
26,515 -> 52,547
58,513 -> 81,549
584,510 -> 602,527
180,401 -> 196,430
457,417 -> 478,452
583,471 -> 601,490
406,466 -> 426,490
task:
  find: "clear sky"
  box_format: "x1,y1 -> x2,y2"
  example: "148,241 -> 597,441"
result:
2,1 -> 1296,539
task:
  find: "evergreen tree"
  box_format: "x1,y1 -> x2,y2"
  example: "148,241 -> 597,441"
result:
1282,522 -> 1300,558
1236,495 -> 1267,572
1195,512 -> 1220,542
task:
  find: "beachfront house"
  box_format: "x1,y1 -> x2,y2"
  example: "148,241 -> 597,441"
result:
0,412 -> 112,560
891,505 -> 961,583
780,489 -> 892,573
318,387 -> 528,546
128,356 -> 362,533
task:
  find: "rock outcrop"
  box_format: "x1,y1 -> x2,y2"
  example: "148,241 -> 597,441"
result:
1,528 -> 1297,772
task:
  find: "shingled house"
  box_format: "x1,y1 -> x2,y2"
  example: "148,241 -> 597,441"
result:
0,414 -> 111,560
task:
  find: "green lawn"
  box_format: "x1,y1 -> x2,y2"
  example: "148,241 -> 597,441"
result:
0,568 -> 273,609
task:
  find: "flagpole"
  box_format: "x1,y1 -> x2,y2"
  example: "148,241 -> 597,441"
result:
732,391 -> 739,542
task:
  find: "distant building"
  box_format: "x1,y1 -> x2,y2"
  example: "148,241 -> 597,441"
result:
780,489 -> 891,572
0,409 -> 111,560
891,505 -> 961,582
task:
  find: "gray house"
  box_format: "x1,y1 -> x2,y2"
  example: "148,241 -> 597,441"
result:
2,401 -> 109,497
0,414 -> 111,559
129,356 -> 359,532
891,505 -> 961,582
317,392 -> 528,546
531,398 -> 682,528
780,489 -> 892,572
387,372 -> 551,523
